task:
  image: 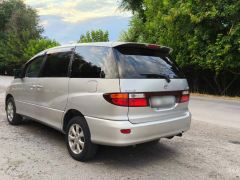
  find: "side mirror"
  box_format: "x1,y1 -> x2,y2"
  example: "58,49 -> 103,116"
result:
13,69 -> 23,79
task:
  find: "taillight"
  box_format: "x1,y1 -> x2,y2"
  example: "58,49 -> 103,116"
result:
179,91 -> 190,103
129,93 -> 148,107
103,93 -> 148,107
109,93 -> 128,106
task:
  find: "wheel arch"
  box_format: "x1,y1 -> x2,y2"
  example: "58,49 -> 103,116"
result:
63,109 -> 85,133
5,94 -> 13,110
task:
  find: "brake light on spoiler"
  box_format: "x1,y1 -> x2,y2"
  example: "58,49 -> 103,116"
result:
103,91 -> 190,107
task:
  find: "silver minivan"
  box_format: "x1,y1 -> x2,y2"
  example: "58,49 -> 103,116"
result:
5,42 -> 191,161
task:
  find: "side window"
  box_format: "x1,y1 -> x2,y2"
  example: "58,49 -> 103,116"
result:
40,51 -> 72,77
25,56 -> 44,78
71,46 -> 118,78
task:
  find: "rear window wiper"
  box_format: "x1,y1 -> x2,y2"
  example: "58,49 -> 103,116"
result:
140,73 -> 171,83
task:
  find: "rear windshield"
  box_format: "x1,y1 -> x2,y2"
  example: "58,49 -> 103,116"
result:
114,46 -> 184,79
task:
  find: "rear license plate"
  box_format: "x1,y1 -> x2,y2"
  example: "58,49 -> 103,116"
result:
150,96 -> 176,108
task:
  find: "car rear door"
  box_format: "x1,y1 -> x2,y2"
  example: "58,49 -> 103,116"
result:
114,44 -> 190,124
34,47 -> 73,129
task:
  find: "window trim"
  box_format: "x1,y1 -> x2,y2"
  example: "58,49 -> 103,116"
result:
70,45 -> 120,79
39,47 -> 75,78
114,48 -> 185,79
68,46 -> 76,78
23,54 -> 46,78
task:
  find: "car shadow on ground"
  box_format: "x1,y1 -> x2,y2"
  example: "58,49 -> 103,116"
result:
93,143 -> 178,168
19,119 -> 180,167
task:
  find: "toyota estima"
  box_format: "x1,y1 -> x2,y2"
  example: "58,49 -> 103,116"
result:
5,42 -> 191,161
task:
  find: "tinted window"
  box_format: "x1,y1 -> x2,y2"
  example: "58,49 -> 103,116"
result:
115,46 -> 184,79
25,56 -> 44,77
41,51 -> 72,77
71,46 -> 118,78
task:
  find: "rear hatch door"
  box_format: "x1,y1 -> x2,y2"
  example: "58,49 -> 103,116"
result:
114,43 -> 189,124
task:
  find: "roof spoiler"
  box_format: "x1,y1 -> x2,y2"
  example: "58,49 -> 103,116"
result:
114,43 -> 173,55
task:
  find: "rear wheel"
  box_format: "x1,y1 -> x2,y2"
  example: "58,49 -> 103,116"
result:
65,116 -> 98,161
6,97 -> 22,125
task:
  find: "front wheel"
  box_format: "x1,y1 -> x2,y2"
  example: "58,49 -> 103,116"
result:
6,97 -> 22,125
65,116 -> 98,161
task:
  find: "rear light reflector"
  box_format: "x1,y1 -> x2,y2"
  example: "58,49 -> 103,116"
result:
120,129 -> 131,134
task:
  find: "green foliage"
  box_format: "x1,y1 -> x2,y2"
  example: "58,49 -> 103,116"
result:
119,0 -> 144,13
119,0 -> 145,19
78,29 -> 109,43
23,39 -> 60,60
0,0 -> 44,74
120,0 -> 240,96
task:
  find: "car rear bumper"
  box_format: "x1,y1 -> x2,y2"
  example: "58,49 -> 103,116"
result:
85,111 -> 191,146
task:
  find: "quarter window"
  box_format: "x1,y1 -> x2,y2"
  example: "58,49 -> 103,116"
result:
41,51 -> 72,77
25,56 -> 44,78
71,46 -> 118,78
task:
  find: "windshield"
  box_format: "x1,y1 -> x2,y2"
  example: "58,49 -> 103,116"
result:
114,46 -> 184,79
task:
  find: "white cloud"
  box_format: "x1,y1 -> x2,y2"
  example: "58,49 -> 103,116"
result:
40,20 -> 49,27
24,0 -> 131,23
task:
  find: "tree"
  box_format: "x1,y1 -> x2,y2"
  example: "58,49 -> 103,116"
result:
119,0 -> 145,21
0,0 -> 43,74
119,0 -> 143,13
23,39 -> 60,60
78,29 -> 109,43
119,0 -> 240,96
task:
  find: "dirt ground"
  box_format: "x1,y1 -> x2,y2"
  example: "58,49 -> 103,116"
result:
0,78 -> 239,180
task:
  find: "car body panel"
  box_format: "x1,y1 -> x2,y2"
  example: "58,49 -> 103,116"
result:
120,79 -> 189,124
11,78 -> 39,118
34,77 -> 69,129
66,78 -> 129,121
85,111 -> 191,146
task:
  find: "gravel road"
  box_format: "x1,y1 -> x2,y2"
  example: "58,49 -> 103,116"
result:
0,76 -> 239,180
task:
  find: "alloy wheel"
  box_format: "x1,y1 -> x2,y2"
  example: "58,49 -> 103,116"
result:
68,124 -> 85,154
7,102 -> 14,122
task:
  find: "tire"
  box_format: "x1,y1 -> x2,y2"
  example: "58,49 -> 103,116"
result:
65,116 -> 98,161
6,97 -> 22,125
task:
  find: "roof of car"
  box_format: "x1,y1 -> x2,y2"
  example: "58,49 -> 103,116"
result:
31,42 -> 172,61
31,42 -> 135,58
50,42 -> 152,48
75,42 -> 133,47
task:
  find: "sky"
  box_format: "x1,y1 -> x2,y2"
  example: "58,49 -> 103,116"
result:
24,0 -> 132,44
